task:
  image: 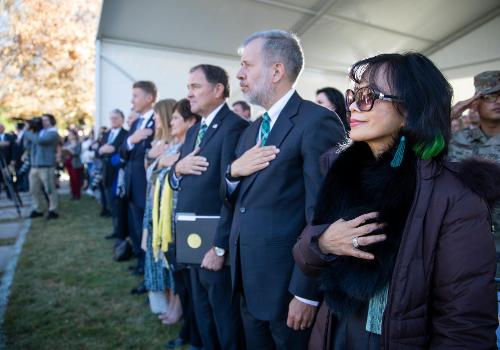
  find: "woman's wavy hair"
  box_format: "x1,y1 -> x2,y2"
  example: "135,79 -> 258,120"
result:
153,98 -> 177,142
348,52 -> 453,161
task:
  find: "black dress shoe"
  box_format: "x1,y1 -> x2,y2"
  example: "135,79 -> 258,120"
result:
130,282 -> 147,295
29,210 -> 43,218
165,337 -> 188,349
46,211 -> 59,219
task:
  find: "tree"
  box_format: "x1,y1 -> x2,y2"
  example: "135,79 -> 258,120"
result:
0,0 -> 100,129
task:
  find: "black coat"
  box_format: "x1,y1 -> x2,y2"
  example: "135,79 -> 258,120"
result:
120,113 -> 155,209
101,128 -> 128,187
223,92 -> 346,321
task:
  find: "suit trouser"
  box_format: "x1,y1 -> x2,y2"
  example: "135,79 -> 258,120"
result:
176,268 -> 203,348
29,167 -> 58,212
128,200 -> 145,269
99,182 -> 108,211
105,185 -> 118,235
190,266 -> 243,350
115,196 -> 129,240
240,294 -> 310,350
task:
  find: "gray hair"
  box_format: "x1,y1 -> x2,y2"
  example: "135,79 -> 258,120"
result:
241,30 -> 304,83
110,109 -> 125,119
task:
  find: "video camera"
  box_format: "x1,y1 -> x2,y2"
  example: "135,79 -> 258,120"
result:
27,116 -> 43,133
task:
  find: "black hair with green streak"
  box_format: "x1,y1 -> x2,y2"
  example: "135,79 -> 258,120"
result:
348,52 -> 453,161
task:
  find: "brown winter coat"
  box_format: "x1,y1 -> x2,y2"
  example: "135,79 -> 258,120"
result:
293,154 -> 499,350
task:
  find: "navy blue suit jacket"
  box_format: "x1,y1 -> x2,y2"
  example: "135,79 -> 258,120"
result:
171,103 -> 249,248
120,113 -> 155,209
222,92 -> 346,320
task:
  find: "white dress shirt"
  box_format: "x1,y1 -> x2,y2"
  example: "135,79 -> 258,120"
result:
256,88 -> 294,142
201,102 -> 225,129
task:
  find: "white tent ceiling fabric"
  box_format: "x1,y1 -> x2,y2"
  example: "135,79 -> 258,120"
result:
95,0 -> 500,125
97,0 -> 500,76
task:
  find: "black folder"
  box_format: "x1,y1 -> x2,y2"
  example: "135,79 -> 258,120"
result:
175,213 -> 221,265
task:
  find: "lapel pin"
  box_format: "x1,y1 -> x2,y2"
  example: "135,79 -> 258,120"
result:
212,124 -> 218,129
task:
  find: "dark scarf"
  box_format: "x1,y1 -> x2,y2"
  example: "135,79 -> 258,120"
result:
313,140 -> 417,316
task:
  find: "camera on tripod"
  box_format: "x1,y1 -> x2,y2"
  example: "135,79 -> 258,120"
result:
18,159 -> 31,176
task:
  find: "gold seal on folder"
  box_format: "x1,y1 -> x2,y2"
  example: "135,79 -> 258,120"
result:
187,233 -> 202,249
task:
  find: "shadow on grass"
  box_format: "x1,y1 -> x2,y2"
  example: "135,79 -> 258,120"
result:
4,195 -> 180,349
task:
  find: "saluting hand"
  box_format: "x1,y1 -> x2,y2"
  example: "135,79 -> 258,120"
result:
230,141 -> 280,178
174,147 -> 209,177
451,92 -> 482,120
318,212 -> 386,260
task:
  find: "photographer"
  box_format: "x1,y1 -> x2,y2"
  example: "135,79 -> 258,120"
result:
24,114 -> 60,219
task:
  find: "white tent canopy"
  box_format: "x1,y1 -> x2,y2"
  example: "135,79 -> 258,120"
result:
96,0 -> 500,127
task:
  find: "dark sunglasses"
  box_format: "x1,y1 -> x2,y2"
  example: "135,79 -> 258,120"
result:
345,87 -> 403,112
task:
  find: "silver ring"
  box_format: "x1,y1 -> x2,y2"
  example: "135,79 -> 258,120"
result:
352,236 -> 360,249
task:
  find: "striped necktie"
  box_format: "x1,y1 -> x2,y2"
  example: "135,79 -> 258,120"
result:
259,112 -> 271,146
195,122 -> 208,148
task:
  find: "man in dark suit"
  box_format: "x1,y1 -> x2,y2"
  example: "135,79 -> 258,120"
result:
98,109 -> 128,239
169,64 -> 248,350
120,81 -> 156,276
222,30 -> 346,349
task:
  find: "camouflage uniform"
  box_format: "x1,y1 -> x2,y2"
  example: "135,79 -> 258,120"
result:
449,128 -> 500,164
449,70 -> 500,238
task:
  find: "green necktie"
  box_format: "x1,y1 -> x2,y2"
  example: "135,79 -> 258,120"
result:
259,112 -> 271,146
195,122 -> 208,148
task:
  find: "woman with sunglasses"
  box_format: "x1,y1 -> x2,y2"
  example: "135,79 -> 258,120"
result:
293,52 -> 499,349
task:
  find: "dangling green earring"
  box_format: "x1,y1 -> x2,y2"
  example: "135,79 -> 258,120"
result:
391,135 -> 406,168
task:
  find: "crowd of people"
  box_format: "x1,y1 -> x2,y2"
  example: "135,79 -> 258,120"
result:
0,29 -> 499,350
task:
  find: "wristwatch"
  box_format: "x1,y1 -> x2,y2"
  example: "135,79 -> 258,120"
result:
214,246 -> 226,257
225,163 -> 241,182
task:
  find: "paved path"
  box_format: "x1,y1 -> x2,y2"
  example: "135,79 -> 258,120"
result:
0,191 -> 32,349
0,192 -> 31,269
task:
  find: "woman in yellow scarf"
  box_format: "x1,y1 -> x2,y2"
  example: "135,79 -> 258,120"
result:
142,99 -> 200,325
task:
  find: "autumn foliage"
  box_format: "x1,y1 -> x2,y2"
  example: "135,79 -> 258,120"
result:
0,0 -> 101,128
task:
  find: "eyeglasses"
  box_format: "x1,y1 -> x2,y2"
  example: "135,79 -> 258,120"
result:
482,93 -> 500,103
345,87 -> 403,112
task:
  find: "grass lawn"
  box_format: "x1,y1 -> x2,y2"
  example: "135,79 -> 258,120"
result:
4,195 -> 181,350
